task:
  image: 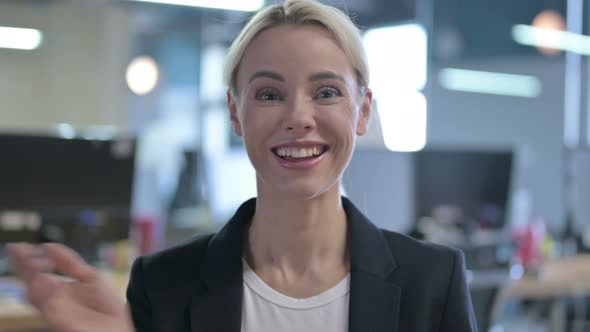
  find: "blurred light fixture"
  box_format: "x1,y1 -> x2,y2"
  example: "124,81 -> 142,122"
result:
512,25 -> 590,56
56,123 -> 76,139
0,26 -> 43,50
364,24 -> 427,91
125,0 -> 264,11
531,10 -> 566,55
439,68 -> 542,98
509,263 -> 524,280
126,56 -> 159,96
200,44 -> 226,102
376,92 -> 427,152
363,23 -> 428,152
561,0 -> 584,149
83,125 -> 118,141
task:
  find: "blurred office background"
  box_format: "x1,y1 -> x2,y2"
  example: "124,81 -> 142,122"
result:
1,0 -> 590,331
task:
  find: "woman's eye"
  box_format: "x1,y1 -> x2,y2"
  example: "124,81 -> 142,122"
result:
316,87 -> 341,100
255,89 -> 282,101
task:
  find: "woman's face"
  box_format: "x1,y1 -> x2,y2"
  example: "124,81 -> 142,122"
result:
228,24 -> 372,199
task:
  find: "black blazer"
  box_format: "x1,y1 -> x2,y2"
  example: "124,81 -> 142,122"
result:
127,197 -> 478,332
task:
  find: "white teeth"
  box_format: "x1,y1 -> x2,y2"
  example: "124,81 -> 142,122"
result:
276,146 -> 324,158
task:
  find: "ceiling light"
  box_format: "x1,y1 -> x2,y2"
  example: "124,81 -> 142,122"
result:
376,92 -> 427,153
363,23 -> 427,92
512,24 -> 590,56
0,26 -> 42,50
439,68 -> 542,98
126,0 -> 264,11
531,10 -> 566,56
126,56 -> 159,96
364,23 -> 428,152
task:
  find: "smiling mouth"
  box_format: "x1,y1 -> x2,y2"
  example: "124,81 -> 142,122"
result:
271,145 -> 329,161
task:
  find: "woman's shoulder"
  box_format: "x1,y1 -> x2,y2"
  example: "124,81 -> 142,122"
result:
131,232 -> 216,286
377,229 -> 468,297
379,229 -> 464,268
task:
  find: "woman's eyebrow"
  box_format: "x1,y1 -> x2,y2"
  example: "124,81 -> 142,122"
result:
247,71 -> 345,84
309,71 -> 345,82
248,70 -> 285,84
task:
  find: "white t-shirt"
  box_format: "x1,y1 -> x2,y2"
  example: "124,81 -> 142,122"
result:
241,259 -> 350,332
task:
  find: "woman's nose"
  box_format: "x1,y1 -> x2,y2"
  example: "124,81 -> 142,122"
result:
284,98 -> 316,133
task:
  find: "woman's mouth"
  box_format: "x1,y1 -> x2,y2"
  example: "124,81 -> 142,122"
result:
270,143 -> 330,169
272,145 -> 329,161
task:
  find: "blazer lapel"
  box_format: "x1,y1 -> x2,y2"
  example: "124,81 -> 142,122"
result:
190,275 -> 242,332
190,198 -> 257,332
349,271 -> 401,332
189,197 -> 401,332
343,197 -> 401,332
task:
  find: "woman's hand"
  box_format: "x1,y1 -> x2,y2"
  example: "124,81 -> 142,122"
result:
7,243 -> 134,332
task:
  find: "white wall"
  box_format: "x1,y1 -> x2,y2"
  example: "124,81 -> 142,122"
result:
0,1 -> 130,132
343,149 -> 414,232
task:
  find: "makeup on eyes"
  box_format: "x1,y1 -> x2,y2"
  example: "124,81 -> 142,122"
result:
315,86 -> 342,98
255,87 -> 283,101
246,73 -> 350,104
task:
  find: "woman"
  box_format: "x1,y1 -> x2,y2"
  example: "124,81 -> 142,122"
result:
7,0 -> 477,331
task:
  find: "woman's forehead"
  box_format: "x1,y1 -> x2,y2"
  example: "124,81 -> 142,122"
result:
237,25 -> 356,83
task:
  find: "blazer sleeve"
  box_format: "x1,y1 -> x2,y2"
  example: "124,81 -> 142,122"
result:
126,257 -> 155,332
439,250 -> 478,332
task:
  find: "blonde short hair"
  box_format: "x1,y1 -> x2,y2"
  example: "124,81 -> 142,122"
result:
223,0 -> 369,94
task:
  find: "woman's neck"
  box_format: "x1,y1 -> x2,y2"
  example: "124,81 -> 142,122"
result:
245,184 -> 349,279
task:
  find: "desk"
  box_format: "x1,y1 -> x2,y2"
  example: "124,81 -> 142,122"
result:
0,272 -> 129,332
506,255 -> 590,299
498,255 -> 590,332
5,257 -> 590,331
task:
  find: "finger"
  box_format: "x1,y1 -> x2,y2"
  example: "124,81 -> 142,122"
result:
28,256 -> 56,273
42,243 -> 97,282
17,254 -> 57,275
27,272 -> 60,309
67,280 -> 122,316
6,243 -> 37,273
41,284 -> 96,332
43,287 -> 128,332
54,269 -> 126,315
6,243 -> 45,281
29,275 -> 90,314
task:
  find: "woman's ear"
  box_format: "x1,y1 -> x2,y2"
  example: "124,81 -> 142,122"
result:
227,89 -> 243,136
356,87 -> 372,136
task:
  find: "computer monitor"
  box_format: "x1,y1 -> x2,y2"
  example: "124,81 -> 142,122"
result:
414,149 -> 513,229
0,134 -> 136,247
